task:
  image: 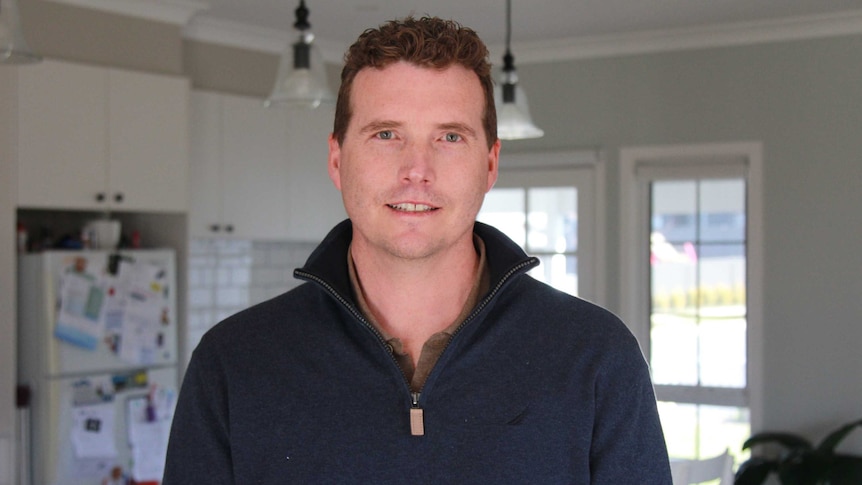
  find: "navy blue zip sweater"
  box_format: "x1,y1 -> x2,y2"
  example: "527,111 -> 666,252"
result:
163,220 -> 672,484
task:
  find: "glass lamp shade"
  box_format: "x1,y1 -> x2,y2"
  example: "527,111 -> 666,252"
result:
0,0 -> 41,64
494,83 -> 544,140
264,32 -> 334,109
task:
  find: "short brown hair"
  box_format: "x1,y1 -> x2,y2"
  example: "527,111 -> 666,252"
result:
332,16 -> 497,148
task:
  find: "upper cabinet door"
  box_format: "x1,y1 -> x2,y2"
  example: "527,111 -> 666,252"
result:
188,91 -> 224,237
16,61 -> 109,210
108,69 -> 190,212
220,94 -> 291,240
284,104 -> 345,241
14,60 -> 190,213
186,90 -> 345,241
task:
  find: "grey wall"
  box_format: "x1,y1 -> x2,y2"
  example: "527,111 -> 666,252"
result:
4,0 -> 861,456
0,53 -> 19,480
513,37 -> 862,444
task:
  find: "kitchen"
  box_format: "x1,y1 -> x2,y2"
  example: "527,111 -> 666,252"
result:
0,1 -> 349,481
2,0 -> 862,483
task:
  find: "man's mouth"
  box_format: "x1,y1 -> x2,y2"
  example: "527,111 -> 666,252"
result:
387,203 -> 438,213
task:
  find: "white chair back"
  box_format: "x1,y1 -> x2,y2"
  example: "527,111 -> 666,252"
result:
670,449 -> 734,485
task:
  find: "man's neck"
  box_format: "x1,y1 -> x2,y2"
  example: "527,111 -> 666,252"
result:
350,237 -> 480,359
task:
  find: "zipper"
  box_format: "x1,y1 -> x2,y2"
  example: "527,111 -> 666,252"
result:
294,269 -> 423,433
293,269 -> 412,375
443,257 -> 539,342
294,255 -> 538,437
293,269 -> 401,357
410,391 -> 424,436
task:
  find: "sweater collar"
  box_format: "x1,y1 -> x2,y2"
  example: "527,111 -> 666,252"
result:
294,219 -> 538,304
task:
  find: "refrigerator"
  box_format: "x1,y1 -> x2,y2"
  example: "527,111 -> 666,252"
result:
17,250 -> 179,485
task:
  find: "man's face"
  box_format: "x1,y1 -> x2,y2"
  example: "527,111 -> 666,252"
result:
328,61 -> 500,262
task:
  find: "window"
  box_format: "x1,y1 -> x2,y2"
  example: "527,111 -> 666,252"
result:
620,143 -> 764,464
478,150 -> 603,303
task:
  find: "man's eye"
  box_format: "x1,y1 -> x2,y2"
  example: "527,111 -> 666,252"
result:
445,133 -> 461,142
377,130 -> 393,140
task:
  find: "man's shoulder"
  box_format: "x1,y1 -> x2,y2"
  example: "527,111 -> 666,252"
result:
197,282 -> 326,347
518,276 -> 620,319
510,276 -> 633,340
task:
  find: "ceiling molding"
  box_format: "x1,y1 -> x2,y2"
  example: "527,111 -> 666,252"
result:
49,1 -> 862,64
181,16 -> 350,62
185,8 -> 862,64
48,0 -> 208,26
499,8 -> 862,64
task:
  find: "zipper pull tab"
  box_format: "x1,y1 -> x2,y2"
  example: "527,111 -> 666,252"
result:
410,392 -> 424,436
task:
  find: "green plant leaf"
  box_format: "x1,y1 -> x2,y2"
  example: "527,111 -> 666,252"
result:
827,455 -> 862,485
817,418 -> 862,453
777,464 -> 821,485
734,457 -> 775,484
743,432 -> 813,451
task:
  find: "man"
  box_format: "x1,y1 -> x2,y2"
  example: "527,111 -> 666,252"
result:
164,16 -> 671,484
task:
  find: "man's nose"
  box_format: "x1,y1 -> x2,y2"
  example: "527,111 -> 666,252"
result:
400,141 -> 435,184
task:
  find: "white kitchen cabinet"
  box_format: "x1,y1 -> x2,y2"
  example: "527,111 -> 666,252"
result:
283,103 -> 345,241
106,69 -> 189,212
189,91 -> 291,239
15,61 -> 108,210
13,60 -> 189,212
188,91 -> 223,236
189,90 -> 344,241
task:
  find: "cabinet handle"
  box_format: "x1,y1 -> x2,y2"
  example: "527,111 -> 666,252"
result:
114,192 -> 124,203
225,224 -> 234,233
210,224 -> 220,232
95,192 -> 106,203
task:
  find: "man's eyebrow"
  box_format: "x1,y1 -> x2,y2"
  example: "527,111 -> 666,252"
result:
359,120 -> 402,135
438,122 -> 478,139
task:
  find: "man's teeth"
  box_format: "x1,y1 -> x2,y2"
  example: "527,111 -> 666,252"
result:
389,203 -> 435,212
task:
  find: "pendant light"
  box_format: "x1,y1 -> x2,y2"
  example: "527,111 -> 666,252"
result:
494,0 -> 543,140
265,0 -> 333,109
0,0 -> 42,64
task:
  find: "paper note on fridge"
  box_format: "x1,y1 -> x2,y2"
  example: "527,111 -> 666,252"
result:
55,270 -> 107,350
54,254 -> 171,363
127,393 -> 173,482
71,402 -> 118,459
116,259 -> 170,365
118,292 -> 163,364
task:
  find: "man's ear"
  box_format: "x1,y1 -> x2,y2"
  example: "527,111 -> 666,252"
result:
328,134 -> 343,191
486,139 -> 501,192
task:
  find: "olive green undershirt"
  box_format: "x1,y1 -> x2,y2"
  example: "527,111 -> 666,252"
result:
347,236 -> 491,392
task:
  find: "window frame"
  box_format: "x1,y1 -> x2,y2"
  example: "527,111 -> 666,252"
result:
619,141 -> 765,436
483,149 -> 606,305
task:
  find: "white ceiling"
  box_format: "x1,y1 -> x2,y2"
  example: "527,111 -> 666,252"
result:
52,0 -> 862,62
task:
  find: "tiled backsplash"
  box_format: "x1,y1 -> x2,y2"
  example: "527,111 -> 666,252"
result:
186,238 -> 317,361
